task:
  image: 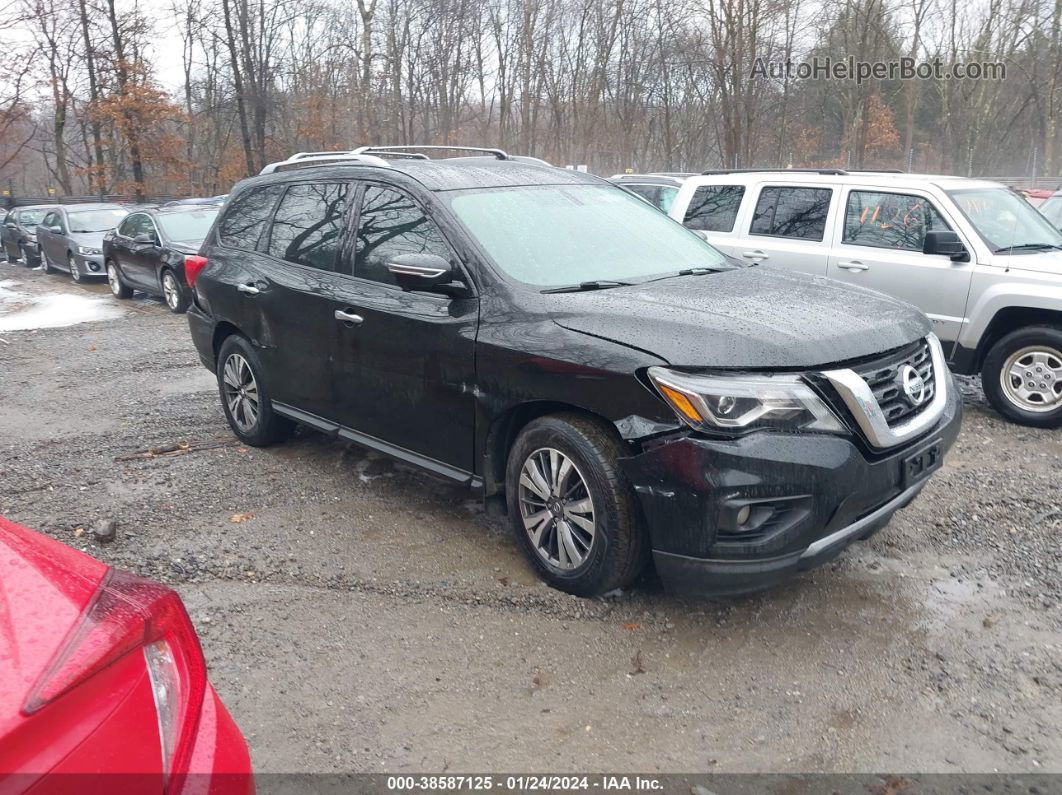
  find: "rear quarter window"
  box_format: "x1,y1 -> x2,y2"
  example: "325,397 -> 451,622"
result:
218,185 -> 283,250
683,185 -> 745,231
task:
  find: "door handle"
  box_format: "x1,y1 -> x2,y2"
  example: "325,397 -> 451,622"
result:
837,261 -> 869,272
741,250 -> 769,260
334,309 -> 364,326
237,283 -> 260,295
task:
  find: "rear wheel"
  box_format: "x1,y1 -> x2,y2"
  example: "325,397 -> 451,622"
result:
38,249 -> 52,273
107,261 -> 133,299
216,335 -> 294,446
505,413 -> 648,597
982,325 -> 1062,428
68,253 -> 82,283
161,269 -> 189,313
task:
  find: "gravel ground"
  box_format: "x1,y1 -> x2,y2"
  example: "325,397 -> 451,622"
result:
0,263 -> 1060,774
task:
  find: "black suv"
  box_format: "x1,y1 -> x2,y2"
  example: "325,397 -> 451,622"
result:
187,146 -> 962,598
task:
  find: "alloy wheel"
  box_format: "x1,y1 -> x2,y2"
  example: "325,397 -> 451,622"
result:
222,353 -> 260,432
163,272 -> 179,309
1000,345 -> 1062,413
107,263 -> 122,296
68,255 -> 81,282
518,447 -> 596,571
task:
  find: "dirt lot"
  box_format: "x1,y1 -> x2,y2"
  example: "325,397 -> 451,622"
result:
1,262 -> 1060,774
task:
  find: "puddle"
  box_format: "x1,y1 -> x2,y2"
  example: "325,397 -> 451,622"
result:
0,279 -> 125,331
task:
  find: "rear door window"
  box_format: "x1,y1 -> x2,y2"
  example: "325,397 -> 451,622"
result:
266,183 -> 350,270
843,190 -> 951,251
218,185 -> 283,250
683,185 -> 745,232
750,186 -> 832,240
351,185 -> 451,286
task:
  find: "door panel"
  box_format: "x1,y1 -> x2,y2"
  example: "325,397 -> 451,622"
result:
330,183 -> 477,471
827,187 -> 974,344
729,184 -> 835,275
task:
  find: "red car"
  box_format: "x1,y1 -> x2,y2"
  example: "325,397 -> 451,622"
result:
0,516 -> 253,794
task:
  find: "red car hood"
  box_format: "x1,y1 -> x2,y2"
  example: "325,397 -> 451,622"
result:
0,517 -> 108,737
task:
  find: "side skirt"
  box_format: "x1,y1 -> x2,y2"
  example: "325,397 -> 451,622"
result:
273,402 -> 482,489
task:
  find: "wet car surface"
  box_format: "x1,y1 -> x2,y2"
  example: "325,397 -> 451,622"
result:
0,263 -> 1059,773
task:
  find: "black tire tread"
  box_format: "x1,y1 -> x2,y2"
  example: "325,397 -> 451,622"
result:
981,324 -> 1062,429
506,412 -> 648,596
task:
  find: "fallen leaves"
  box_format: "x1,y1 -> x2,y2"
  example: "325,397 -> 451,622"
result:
230,512 -> 255,524
622,622 -> 641,632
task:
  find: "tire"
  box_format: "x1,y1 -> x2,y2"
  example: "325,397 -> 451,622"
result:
38,249 -> 52,273
216,334 -> 294,447
107,261 -> 133,299
68,253 -> 82,283
981,325 -> 1062,428
161,269 -> 189,313
505,413 -> 648,597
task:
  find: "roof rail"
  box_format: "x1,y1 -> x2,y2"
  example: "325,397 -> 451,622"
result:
353,145 -> 511,161
701,168 -> 849,176
847,168 -> 905,173
259,151 -> 392,174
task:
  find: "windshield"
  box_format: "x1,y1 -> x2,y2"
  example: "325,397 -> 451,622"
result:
19,209 -> 49,225
947,188 -> 1062,252
67,208 -> 128,233
157,209 -> 219,242
448,184 -> 729,287
1038,195 -> 1062,228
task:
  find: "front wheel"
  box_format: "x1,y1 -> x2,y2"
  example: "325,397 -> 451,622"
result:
161,269 -> 189,313
107,261 -> 133,299
982,325 -> 1062,428
216,335 -> 294,446
505,413 -> 648,597
38,250 -> 52,273
68,254 -> 82,283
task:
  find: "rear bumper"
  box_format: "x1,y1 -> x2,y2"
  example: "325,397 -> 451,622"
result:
183,685 -> 255,793
620,373 -> 962,597
187,304 -> 216,372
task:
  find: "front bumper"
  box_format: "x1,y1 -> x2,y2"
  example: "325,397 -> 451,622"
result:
73,252 -> 106,275
620,374 -> 962,597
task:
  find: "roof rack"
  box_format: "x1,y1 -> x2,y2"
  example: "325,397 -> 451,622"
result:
700,167 -> 905,176
260,151 -> 391,174
353,145 -> 511,161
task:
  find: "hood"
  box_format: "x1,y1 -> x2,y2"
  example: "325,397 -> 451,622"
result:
996,251 -> 1062,275
68,231 -> 106,249
0,518 -> 107,736
552,267 -> 930,368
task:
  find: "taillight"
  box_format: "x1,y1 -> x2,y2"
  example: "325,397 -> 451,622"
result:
23,569 -> 207,786
184,255 -> 208,288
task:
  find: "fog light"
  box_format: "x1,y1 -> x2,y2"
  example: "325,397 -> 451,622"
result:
735,505 -> 751,526
88,262 -> 100,272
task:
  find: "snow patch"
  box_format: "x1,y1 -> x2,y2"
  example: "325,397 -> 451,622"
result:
0,280 -> 125,331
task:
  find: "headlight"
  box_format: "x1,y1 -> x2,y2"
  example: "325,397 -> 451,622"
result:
78,246 -> 102,255
647,366 -> 845,434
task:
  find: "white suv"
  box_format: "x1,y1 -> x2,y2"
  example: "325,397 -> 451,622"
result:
667,169 -> 1062,428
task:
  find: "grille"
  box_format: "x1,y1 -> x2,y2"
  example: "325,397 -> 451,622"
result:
853,338 -> 935,427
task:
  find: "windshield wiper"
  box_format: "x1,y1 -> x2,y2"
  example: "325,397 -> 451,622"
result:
643,266 -> 728,284
994,242 -> 1062,253
541,280 -> 633,294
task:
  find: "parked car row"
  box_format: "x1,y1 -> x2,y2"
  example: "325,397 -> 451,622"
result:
2,200 -> 221,313
612,169 -> 1062,428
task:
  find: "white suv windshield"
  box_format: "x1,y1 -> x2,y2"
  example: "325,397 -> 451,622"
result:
948,188 -> 1062,253
449,184 -> 728,287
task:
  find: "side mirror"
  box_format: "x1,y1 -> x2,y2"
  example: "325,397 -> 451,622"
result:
133,233 -> 156,245
386,253 -> 459,293
48,225 -> 62,234
923,229 -> 969,261
691,229 -> 710,242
